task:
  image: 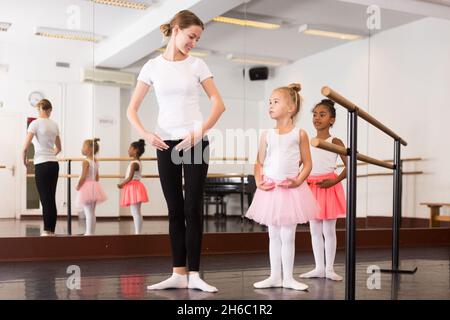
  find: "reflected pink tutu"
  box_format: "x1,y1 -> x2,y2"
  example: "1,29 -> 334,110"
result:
76,180 -> 107,207
120,180 -> 149,207
245,175 -> 320,226
307,173 -> 346,220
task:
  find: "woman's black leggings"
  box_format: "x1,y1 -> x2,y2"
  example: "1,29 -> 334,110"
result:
34,161 -> 59,232
157,137 -> 209,271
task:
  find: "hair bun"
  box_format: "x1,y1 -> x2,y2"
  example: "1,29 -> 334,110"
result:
160,23 -> 171,37
288,83 -> 301,92
321,99 -> 335,107
138,139 -> 146,146
94,138 -> 100,142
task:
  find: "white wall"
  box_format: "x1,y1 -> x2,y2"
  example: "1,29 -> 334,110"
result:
265,17 -> 450,219
366,17 -> 450,218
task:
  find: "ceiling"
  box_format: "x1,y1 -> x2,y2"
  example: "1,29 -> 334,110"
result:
1,0 -> 448,72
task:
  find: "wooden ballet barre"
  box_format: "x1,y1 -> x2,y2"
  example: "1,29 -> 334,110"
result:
311,138 -> 394,170
337,157 -> 422,168
357,171 -> 423,178
26,173 -> 248,179
322,86 -> 407,146
0,165 -> 6,169
27,156 -> 249,163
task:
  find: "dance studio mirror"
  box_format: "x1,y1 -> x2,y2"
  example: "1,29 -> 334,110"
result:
0,0 -> 448,238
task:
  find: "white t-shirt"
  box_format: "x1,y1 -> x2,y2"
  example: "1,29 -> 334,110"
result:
137,54 -> 213,140
27,118 -> 60,165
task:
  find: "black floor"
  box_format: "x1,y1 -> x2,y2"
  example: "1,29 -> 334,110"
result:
0,247 -> 448,300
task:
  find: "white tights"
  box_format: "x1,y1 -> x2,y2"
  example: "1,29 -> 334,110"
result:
300,219 -> 343,281
254,225 -> 308,291
130,203 -> 143,235
83,202 -> 96,236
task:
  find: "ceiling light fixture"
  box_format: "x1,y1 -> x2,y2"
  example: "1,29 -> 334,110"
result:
212,16 -> 280,30
226,54 -> 290,67
298,24 -> 363,41
34,27 -> 105,43
156,47 -> 211,58
86,0 -> 150,10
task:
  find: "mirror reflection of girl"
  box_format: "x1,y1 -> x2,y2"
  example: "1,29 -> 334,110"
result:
118,139 -> 149,235
75,138 -> 107,236
300,99 -> 347,281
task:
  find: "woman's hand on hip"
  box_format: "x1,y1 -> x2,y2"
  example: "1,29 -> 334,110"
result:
144,132 -> 169,151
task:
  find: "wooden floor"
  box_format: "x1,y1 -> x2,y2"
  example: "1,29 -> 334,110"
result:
0,247 -> 448,300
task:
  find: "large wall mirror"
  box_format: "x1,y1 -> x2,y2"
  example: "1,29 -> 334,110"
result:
0,0 -> 448,237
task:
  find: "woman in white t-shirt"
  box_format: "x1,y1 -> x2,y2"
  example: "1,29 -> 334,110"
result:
127,10 -> 225,293
22,99 -> 62,236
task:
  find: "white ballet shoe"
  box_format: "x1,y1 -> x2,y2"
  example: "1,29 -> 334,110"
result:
253,277 -> 282,289
299,269 -> 325,278
325,270 -> 343,281
282,278 -> 309,291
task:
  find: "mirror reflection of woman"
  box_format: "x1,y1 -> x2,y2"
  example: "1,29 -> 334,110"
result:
22,99 -> 61,236
127,10 -> 225,292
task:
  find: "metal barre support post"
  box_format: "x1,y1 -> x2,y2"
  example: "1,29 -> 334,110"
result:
346,111 -> 357,300
316,86 -> 415,299
380,140 -> 418,275
67,160 -> 72,235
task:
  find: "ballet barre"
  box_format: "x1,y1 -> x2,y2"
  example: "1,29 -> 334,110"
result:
322,87 -> 407,146
336,157 -> 422,168
27,170 -> 424,180
318,86 -> 416,300
28,156 -> 249,163
26,156 -> 248,235
357,171 -> 422,178
26,173 -> 246,179
0,165 -> 6,169
311,139 -> 394,169
28,169 -> 248,235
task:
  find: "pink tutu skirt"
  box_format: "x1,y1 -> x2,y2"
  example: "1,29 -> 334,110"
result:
120,180 -> 149,207
76,180 -> 107,207
245,176 -> 319,226
307,173 -> 346,220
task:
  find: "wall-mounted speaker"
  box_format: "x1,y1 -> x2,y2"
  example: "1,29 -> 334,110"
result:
249,67 -> 269,81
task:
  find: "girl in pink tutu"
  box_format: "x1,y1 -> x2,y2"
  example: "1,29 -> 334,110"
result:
75,138 -> 107,236
118,139 -> 149,234
246,83 -> 319,291
300,99 -> 347,281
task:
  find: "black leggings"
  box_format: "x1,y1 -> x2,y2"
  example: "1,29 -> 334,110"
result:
34,162 -> 59,232
157,138 -> 209,271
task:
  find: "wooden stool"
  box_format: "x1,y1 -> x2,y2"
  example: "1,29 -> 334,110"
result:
420,203 -> 450,227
